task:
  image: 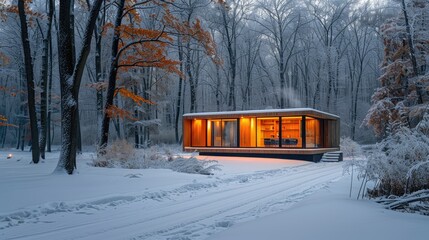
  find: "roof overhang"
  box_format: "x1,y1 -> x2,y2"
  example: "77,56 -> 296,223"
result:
183,108 -> 339,120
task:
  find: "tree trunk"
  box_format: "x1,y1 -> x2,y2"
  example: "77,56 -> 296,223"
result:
134,84 -> 139,148
185,41 -> 197,113
351,63 -> 363,140
56,0 -> 103,174
175,37 -> 184,143
39,0 -> 54,159
99,0 -> 126,149
47,11 -> 53,152
313,62 -> 322,109
95,28 -> 104,142
215,63 -> 221,111
18,0 -> 40,163
17,70 -> 24,150
326,48 -> 334,111
220,5 -> 237,111
57,0 -> 77,173
401,0 -> 418,77
16,125 -> 21,149
21,127 -> 25,151
77,110 -> 82,153
1,126 -> 6,148
400,0 -> 424,103
94,3 -> 105,142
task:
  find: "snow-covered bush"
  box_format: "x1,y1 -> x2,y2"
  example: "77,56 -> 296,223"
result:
340,137 -> 363,158
92,142 -> 220,175
93,140 -> 140,168
365,126 -> 429,197
340,137 -> 365,198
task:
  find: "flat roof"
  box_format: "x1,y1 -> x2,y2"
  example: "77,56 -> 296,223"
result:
183,108 -> 339,120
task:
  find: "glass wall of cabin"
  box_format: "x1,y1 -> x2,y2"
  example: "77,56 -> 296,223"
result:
206,119 -> 238,147
306,117 -> 322,148
239,118 -> 256,147
222,119 -> 238,147
207,120 -> 221,146
256,117 -> 279,147
191,119 -> 206,146
190,115 -> 324,148
280,117 -> 302,148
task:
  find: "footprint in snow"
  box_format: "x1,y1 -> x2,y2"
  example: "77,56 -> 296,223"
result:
215,220 -> 234,228
125,173 -> 143,178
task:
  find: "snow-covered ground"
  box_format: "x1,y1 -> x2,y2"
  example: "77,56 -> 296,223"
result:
0,149 -> 427,240
210,173 -> 429,240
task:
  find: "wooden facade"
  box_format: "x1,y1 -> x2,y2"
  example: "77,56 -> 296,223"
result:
183,108 -> 340,162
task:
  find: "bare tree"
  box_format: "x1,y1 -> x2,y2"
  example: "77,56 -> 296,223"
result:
18,0 -> 40,164
347,15 -> 377,140
254,0 -> 302,108
307,0 -> 356,111
215,0 -> 247,110
56,0 -> 103,174
37,0 -> 54,159
239,29 -> 261,110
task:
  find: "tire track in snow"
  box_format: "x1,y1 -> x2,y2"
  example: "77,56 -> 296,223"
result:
134,164 -> 343,240
0,161 -> 314,230
2,162 -> 344,240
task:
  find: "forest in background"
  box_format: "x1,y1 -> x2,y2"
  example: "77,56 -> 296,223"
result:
0,0 -> 387,149
0,0 -> 427,161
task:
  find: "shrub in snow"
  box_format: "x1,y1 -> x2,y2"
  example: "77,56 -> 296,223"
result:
92,141 -> 220,175
340,137 -> 362,158
93,140 -> 140,168
365,126 -> 429,197
340,137 -> 364,197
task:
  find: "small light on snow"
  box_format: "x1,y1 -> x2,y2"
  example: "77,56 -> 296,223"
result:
7,154 -> 12,159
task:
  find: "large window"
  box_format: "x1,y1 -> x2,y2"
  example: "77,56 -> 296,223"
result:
191,119 -> 206,146
207,119 -> 237,147
306,117 -> 322,148
281,117 -> 302,148
257,118 -> 279,147
222,119 -> 237,147
240,118 -> 256,147
207,120 -> 221,146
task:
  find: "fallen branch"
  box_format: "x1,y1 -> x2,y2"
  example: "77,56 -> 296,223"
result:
388,195 -> 429,210
375,190 -> 429,216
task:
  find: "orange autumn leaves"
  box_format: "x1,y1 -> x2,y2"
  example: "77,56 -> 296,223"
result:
115,88 -> 154,106
103,0 -> 219,121
163,9 -> 220,64
101,1 -> 219,75
0,0 -> 43,22
0,115 -> 17,128
106,88 -> 155,121
0,0 -> 42,67
103,5 -> 181,75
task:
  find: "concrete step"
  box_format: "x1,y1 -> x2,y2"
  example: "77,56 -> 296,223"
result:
323,156 -> 339,159
320,151 -> 343,162
320,158 -> 339,162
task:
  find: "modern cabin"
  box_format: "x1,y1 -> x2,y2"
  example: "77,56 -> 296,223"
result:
183,108 -> 340,162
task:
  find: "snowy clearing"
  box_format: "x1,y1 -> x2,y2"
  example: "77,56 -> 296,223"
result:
210,173 -> 429,240
0,149 -> 427,240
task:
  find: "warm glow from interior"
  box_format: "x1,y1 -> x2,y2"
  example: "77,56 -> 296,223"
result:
188,115 -> 322,149
306,117 -> 321,148
257,117 -> 279,147
281,117 -> 301,148
240,117 -> 256,147
191,119 -> 206,146
207,120 -> 212,146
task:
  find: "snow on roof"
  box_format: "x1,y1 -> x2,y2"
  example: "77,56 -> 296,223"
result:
183,108 -> 339,119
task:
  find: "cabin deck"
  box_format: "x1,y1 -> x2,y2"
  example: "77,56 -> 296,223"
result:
184,147 -> 340,162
